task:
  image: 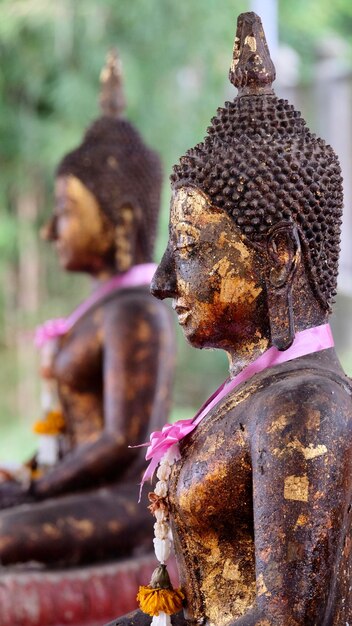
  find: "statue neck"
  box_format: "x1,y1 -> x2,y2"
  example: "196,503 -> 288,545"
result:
90,246 -> 151,287
228,273 -> 328,378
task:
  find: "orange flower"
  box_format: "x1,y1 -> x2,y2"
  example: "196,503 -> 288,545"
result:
32,410 -> 65,436
137,586 -> 184,616
30,468 -> 43,479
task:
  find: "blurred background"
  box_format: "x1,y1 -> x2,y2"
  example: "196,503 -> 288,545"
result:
0,0 -> 351,462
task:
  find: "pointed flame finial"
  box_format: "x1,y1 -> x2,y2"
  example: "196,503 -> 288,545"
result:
229,12 -> 276,96
99,48 -> 126,118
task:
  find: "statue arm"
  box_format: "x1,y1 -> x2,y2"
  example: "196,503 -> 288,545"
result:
32,296 -> 174,499
231,377 -> 351,625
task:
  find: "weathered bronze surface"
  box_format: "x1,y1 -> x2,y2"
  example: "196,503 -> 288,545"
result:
114,12 -> 352,626
0,51 -> 175,567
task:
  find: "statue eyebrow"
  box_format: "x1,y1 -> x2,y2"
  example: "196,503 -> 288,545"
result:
66,195 -> 80,205
53,197 -> 79,220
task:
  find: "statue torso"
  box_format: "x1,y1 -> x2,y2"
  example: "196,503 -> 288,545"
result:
54,301 -> 104,448
169,351 -> 352,626
52,286 -> 175,464
169,377 -> 259,626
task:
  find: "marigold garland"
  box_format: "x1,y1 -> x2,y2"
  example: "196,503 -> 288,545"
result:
30,468 -> 44,479
32,410 -> 65,436
137,586 -> 184,617
137,452 -> 184,625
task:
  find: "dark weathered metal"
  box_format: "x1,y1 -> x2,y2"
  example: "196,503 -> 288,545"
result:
0,53 -> 175,567
229,12 -> 275,96
114,10 -> 352,626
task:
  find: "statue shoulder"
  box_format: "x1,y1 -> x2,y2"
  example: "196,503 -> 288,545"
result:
253,365 -> 352,441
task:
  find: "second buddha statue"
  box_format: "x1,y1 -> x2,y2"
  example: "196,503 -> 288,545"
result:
0,51 -> 175,567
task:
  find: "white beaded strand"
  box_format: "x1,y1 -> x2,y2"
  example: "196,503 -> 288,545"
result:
152,453 -> 175,566
151,613 -> 171,626
150,452 -> 177,625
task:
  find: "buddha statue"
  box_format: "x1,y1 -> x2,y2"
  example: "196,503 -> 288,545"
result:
0,51 -> 175,567
112,13 -> 352,626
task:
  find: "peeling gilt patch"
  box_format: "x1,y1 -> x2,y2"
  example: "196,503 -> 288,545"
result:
274,438 -> 328,461
306,409 -> 321,430
107,520 -> 121,533
284,475 -> 309,502
257,573 -> 270,596
43,523 -> 61,539
137,320 -> 152,342
285,437 -> 327,459
295,513 -> 309,528
245,35 -> 257,51
67,517 -> 94,538
222,559 -> 241,581
211,257 -> 232,278
299,443 -> 327,460
267,414 -> 290,434
218,275 -> 261,305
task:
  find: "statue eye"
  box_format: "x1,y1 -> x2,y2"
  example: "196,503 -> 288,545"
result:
175,233 -> 197,256
54,201 -> 73,218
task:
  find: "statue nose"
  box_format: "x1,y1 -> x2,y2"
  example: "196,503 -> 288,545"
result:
151,248 -> 177,300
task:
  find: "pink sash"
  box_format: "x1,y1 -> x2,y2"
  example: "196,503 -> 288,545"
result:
35,263 -> 157,347
139,323 -> 334,494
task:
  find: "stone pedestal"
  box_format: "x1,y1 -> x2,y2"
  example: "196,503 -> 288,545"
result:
0,554 -> 178,626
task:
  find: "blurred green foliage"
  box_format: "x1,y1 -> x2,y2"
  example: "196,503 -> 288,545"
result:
281,0 -> 352,74
0,0 -> 351,460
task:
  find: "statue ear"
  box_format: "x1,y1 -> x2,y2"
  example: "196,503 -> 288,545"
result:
115,205 -> 137,272
265,221 -> 301,351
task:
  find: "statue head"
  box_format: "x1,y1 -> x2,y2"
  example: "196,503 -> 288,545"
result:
152,13 -> 343,353
45,50 -> 162,275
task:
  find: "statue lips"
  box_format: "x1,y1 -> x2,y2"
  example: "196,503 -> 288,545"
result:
172,302 -> 190,325
55,241 -> 67,262
55,240 -> 74,270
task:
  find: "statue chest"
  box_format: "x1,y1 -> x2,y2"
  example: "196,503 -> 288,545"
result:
168,388 -> 257,625
52,310 -> 104,446
169,387 -> 256,528
53,309 -> 103,391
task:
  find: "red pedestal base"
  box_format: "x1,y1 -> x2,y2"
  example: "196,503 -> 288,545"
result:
0,554 -> 179,626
